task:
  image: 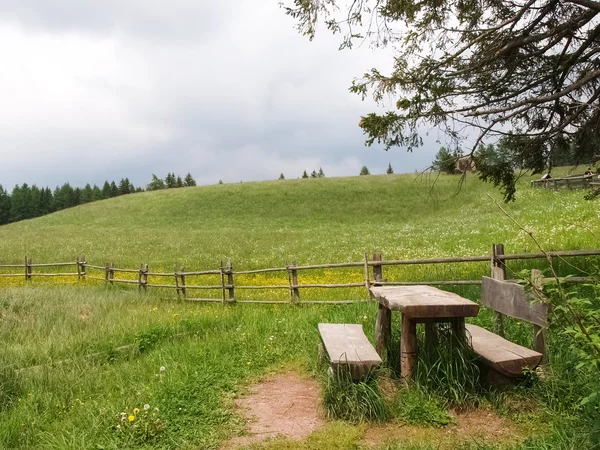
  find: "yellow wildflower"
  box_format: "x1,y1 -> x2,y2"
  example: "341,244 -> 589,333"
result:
128,415 -> 135,422
133,408 -> 140,414
247,361 -> 252,365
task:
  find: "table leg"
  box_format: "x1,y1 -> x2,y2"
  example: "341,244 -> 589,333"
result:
375,304 -> 391,358
400,314 -> 417,379
450,318 -> 466,344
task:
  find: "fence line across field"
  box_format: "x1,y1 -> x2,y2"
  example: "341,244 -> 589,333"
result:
1,246 -> 599,304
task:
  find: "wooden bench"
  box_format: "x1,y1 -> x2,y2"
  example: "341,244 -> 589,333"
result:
318,323 -> 382,380
466,275 -> 547,378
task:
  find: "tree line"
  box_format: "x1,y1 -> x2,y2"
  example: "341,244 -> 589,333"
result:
0,172 -> 197,226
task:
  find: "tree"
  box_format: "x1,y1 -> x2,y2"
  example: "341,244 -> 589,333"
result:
176,176 -> 184,188
302,170 -> 309,179
0,185 -> 11,225
310,170 -> 318,178
147,174 -> 166,191
386,163 -> 394,175
284,0 -> 600,200
278,173 -> 285,180
218,179 -> 224,185
102,181 -> 111,199
432,147 -> 460,175
318,167 -> 325,178
92,185 -> 103,201
109,181 -> 119,198
81,184 -> 94,204
183,173 -> 196,187
359,166 -> 370,176
165,173 -> 177,189
118,178 -> 131,196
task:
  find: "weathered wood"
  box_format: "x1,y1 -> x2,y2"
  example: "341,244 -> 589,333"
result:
363,254 -> 371,296
174,265 -> 180,296
233,267 -> 288,275
481,277 -> 547,327
370,286 -> 480,319
318,323 -> 382,380
375,303 -> 391,357
372,252 -> 383,285
235,285 -> 290,289
220,261 -> 226,303
29,262 -> 78,267
466,324 -> 544,377
139,264 -> 145,291
142,264 -> 149,292
450,317 -> 466,342
290,282 -> 365,288
373,280 -> 482,286
492,244 -> 506,337
400,314 -> 417,379
226,260 -> 234,303
291,261 -> 300,303
179,266 -> 186,298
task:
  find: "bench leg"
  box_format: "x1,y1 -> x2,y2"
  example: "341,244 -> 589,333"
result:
400,314 -> 417,379
375,304 -> 391,358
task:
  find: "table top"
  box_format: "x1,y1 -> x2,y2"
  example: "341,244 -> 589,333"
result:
369,285 -> 479,319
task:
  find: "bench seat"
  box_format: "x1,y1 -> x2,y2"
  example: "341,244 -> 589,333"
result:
318,323 -> 382,380
466,324 -> 544,377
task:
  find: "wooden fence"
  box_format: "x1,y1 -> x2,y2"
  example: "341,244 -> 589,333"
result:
531,174 -> 597,190
1,246 -> 599,304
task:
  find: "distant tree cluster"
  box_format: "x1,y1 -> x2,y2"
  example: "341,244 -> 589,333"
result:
301,168 -> 325,179
0,177 -> 142,226
146,173 -> 196,191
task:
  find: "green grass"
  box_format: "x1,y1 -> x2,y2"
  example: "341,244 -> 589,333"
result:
1,169 -> 600,449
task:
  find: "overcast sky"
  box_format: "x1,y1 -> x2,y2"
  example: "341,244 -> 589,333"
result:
0,0 -> 443,189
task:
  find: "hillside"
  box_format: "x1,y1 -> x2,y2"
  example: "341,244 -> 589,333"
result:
0,170 -> 598,270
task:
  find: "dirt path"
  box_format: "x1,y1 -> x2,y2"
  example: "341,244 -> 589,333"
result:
223,372 -> 324,449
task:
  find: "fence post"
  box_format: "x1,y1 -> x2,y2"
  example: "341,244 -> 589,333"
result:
226,260 -> 235,303
174,265 -> 180,297
139,264 -> 145,292
363,253 -> 371,297
180,266 -> 186,298
491,243 -> 506,337
288,260 -> 300,304
79,255 -> 86,281
76,256 -> 82,281
105,262 -> 110,284
24,256 -> 30,281
372,252 -> 383,286
142,264 -> 148,292
531,268 -> 548,364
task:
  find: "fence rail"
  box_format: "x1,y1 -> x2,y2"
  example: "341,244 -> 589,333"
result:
531,174 -> 596,190
1,246 -> 599,304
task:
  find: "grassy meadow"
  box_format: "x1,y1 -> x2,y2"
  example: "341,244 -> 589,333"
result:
1,169 -> 600,449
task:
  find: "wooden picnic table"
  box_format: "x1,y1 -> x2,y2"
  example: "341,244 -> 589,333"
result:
369,286 -> 480,379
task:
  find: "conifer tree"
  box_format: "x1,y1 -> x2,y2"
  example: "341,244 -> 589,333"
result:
92,185 -> 103,201
0,185 -> 11,225
147,174 -> 166,191
183,173 -> 196,187
81,184 -> 94,203
165,173 -> 177,188
102,181 -> 111,199
318,167 -> 325,178
302,170 -> 309,179
109,181 -> 119,198
278,173 -> 285,180
360,166 -> 370,176
386,163 -> 394,174
176,176 -> 184,188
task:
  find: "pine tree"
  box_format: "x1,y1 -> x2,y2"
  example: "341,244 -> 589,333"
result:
81,184 -> 94,204
278,173 -> 285,180
135,187 -> 144,193
302,170 -> 309,179
109,181 -> 119,198
360,166 -> 370,176
386,163 -> 394,174
176,176 -> 184,188
147,174 -> 166,191
92,185 -> 103,201
218,179 -> 223,185
40,187 -> 54,214
118,178 -> 131,196
310,170 -> 317,178
0,185 -> 11,225
29,185 -> 41,218
72,187 -> 82,207
183,173 -> 196,187
318,167 -> 325,178
102,181 -> 111,199
165,173 -> 177,189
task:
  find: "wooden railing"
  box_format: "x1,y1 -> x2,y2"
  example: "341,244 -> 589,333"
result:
1,246 -> 599,304
531,174 -> 596,190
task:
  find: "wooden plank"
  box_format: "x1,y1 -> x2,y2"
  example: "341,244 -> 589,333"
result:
492,243 -> 506,337
291,260 -> 300,303
466,324 -> 543,377
370,286 -> 479,318
481,276 -> 547,327
318,323 -> 381,379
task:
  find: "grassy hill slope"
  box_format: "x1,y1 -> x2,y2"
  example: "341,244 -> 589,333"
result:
0,170 -> 597,271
